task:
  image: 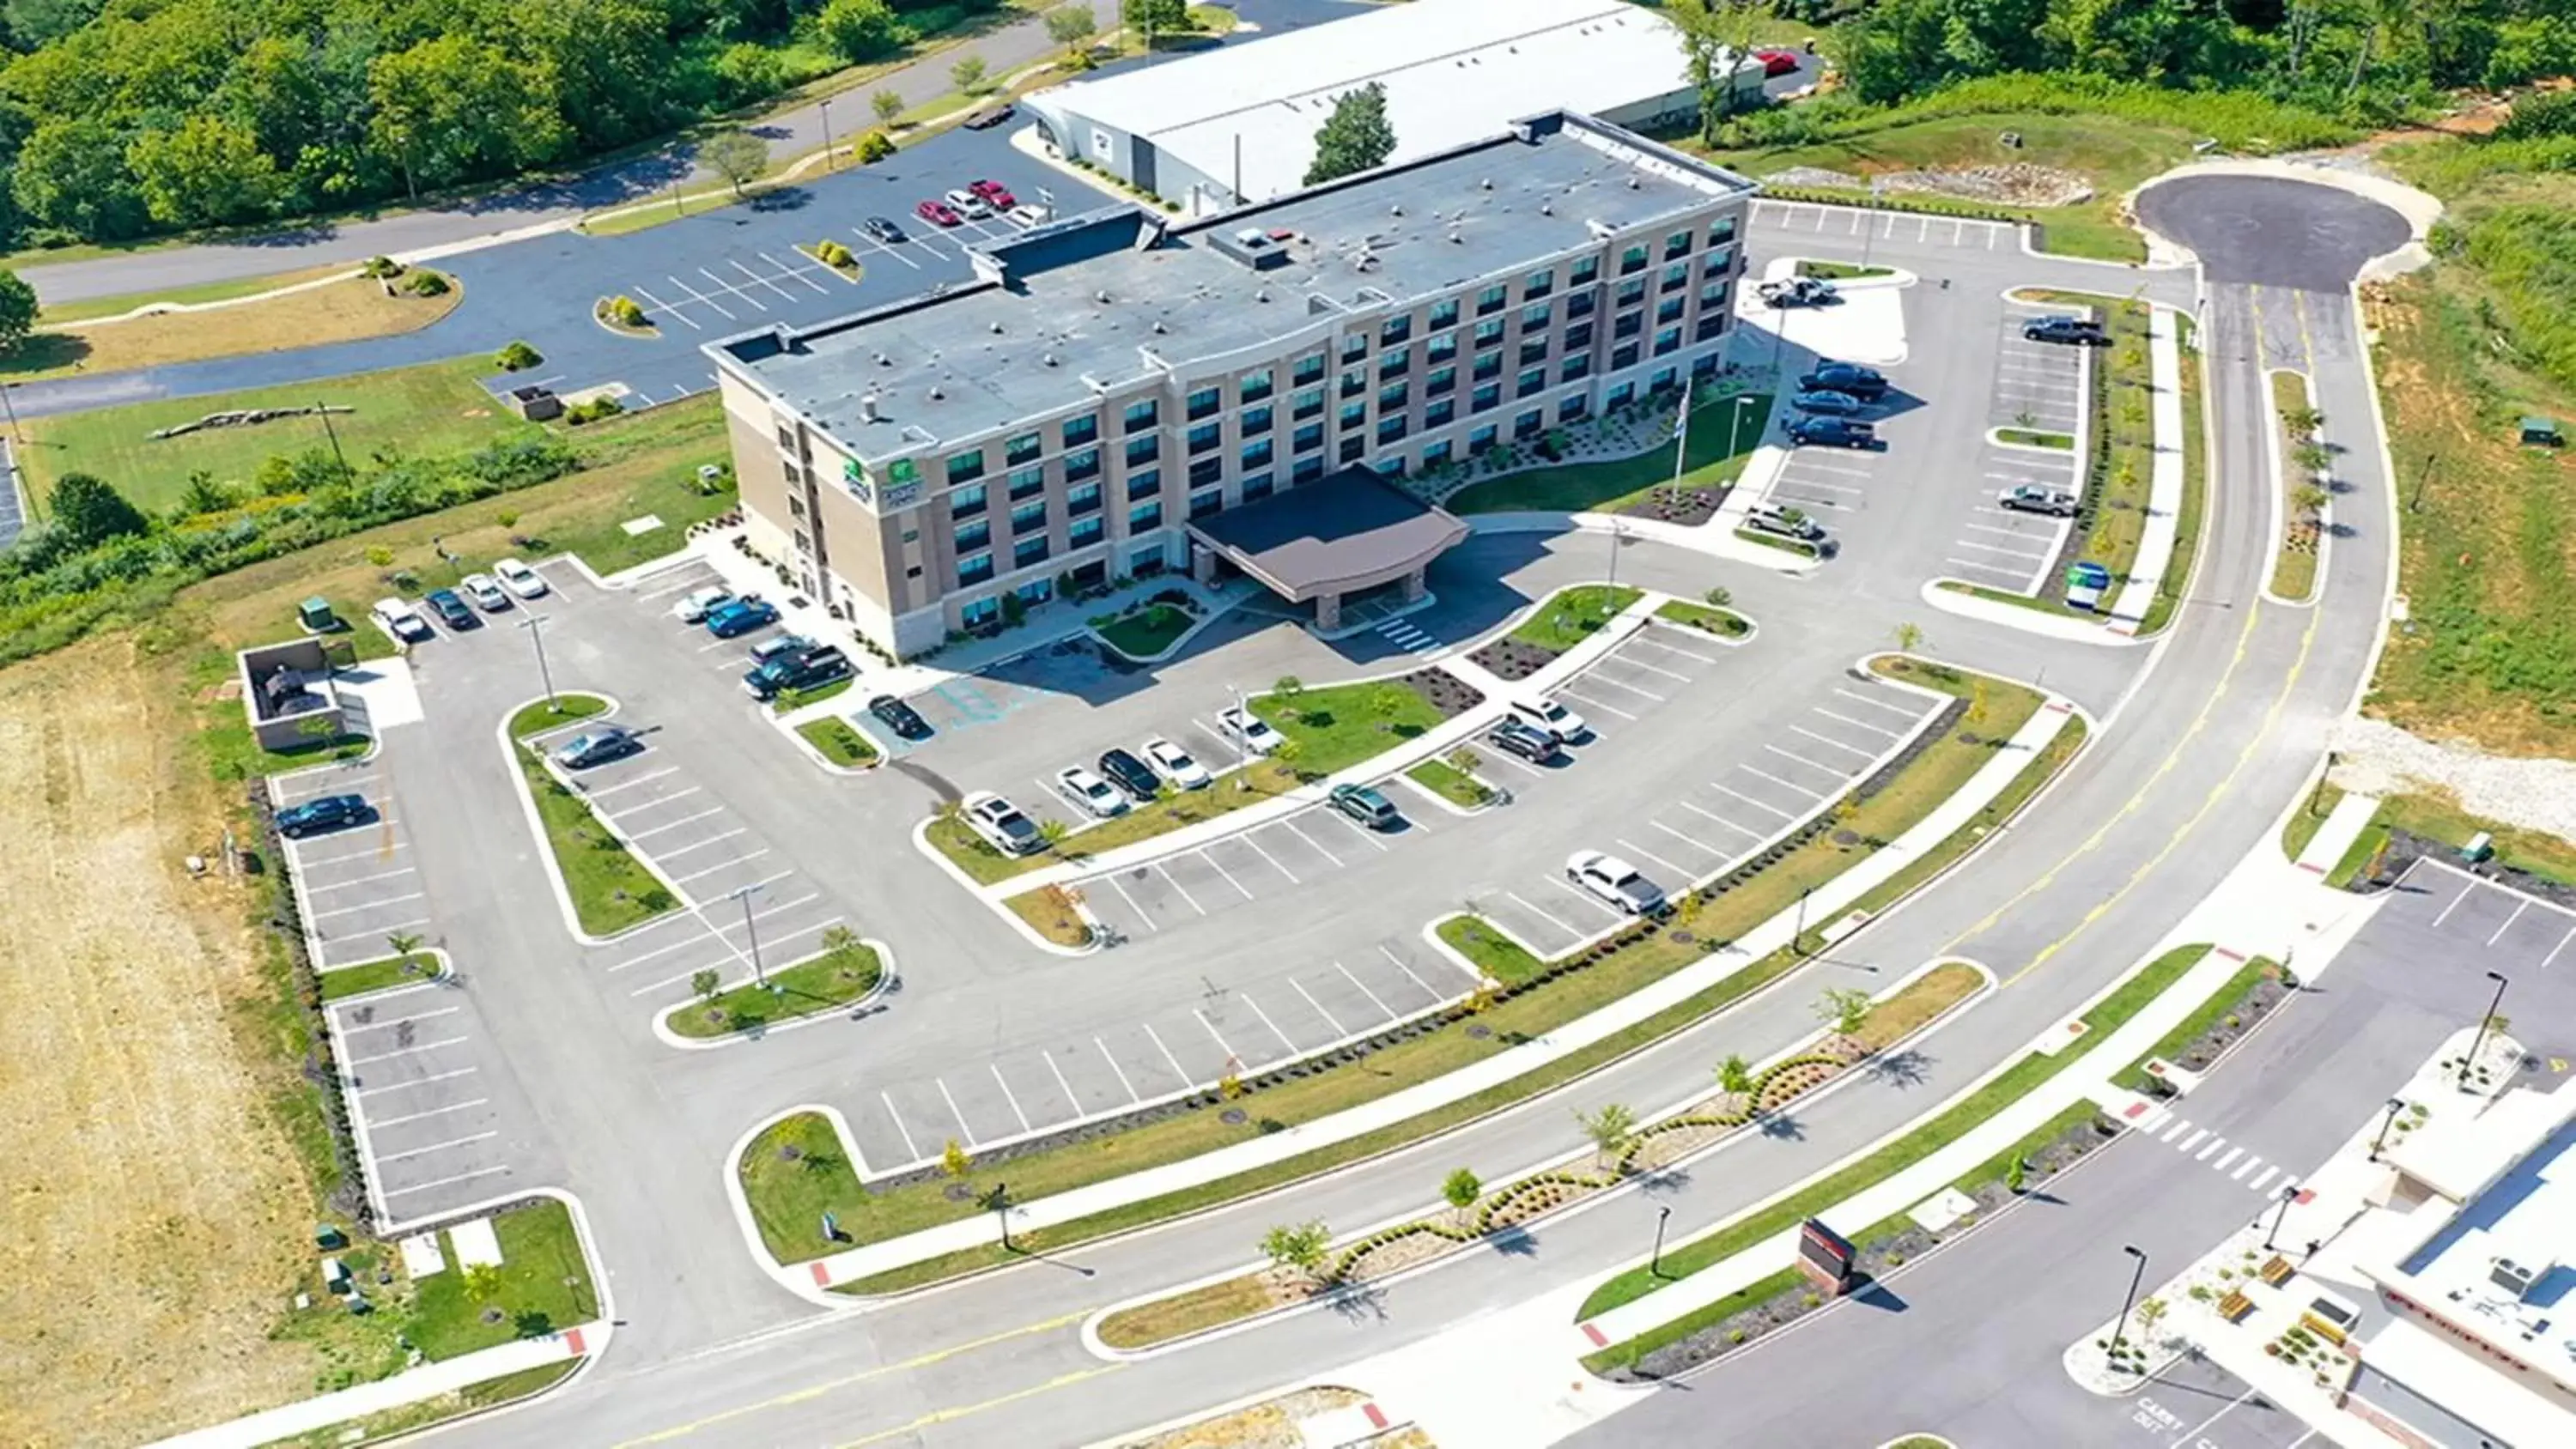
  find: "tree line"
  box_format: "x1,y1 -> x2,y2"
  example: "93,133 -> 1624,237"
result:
0,0 -> 1005,246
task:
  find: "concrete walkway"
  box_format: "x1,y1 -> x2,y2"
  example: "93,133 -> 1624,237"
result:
143,1326 -> 598,1449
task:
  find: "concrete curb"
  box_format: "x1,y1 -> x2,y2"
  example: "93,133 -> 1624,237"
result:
491,692 -> 689,948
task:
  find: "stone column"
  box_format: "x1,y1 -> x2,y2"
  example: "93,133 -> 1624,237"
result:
1401,567 -> 1427,603
1191,543 -> 1218,586
1314,591 -> 1342,632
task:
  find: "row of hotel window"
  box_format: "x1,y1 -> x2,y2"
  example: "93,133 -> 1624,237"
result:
940,358 -> 1721,591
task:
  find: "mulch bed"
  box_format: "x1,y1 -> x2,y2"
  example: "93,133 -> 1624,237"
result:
2145,967 -> 2293,1088
1469,638 -> 1559,682
1617,486 -> 1726,527
2354,828 -> 2576,913
1404,665 -> 1486,718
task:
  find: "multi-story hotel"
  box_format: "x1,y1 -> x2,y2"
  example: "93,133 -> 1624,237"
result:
708,109 -> 1755,658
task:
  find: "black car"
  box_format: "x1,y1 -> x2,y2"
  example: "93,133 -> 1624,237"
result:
1784,415 -> 1876,449
555,725 -> 643,770
1487,717 -> 1561,764
868,694 -> 933,740
423,588 -> 478,630
742,646 -> 852,701
1797,362 -> 1887,401
963,102 -> 1016,130
1759,276 -> 1839,308
860,215 -> 906,245
276,792 -> 368,838
1098,748 -> 1162,803
2023,315 -> 2110,346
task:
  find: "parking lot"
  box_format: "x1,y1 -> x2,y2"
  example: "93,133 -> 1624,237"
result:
1749,197 -> 2019,253
1073,783 -> 1432,938
276,761 -> 437,970
331,981 -> 538,1224
1923,301 -> 2091,594
623,198 -> 1060,335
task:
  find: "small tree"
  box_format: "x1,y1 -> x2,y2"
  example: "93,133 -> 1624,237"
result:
1815,986 -> 1874,1042
1703,585 -> 1732,609
1715,1052 -> 1755,1105
2136,1295 -> 2167,1348
177,471 -> 234,517
1304,81 -> 1395,185
386,930 -> 425,962
1122,0 -> 1187,48
2283,403 -> 2324,434
1892,620 -> 1924,657
1370,683 -> 1408,718
951,54 -> 988,94
1446,745 -> 1482,776
691,967 -> 721,1002
2004,1156 -> 2026,1194
1577,1101 -> 1637,1170
1261,1218 -> 1333,1285
1038,817 -> 1072,854
941,1138 -> 972,1179
700,130 -> 771,198
0,266 -> 39,355
1442,1167 -> 1481,1227
46,473 -> 149,550
1045,3 -> 1097,54
817,0 -> 903,63
1271,676 -> 1305,714
2292,442 -> 2333,476
461,1263 -> 504,1313
2293,483 -> 2330,519
856,130 -> 896,164
820,924 -> 860,963
870,89 -> 904,127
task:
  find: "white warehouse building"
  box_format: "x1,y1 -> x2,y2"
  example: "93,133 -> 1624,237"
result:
1023,0 -> 1761,215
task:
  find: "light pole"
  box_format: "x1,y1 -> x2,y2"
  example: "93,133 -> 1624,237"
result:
519,615 -> 558,712
2263,1183 -> 2299,1252
2114,1244 -> 2148,1358
1726,393 -> 1757,467
1792,886 -> 1812,955
1229,682 -> 1248,789
1670,373 -> 1695,488
2460,969 -> 2508,1088
2369,1095 -> 2405,1161
2306,750 -> 2338,818
818,95 -> 835,173
728,883 -> 772,992
994,1180 -> 1012,1251
0,379 -> 21,445
1650,1203 -> 1673,1278
1606,518 -> 1628,588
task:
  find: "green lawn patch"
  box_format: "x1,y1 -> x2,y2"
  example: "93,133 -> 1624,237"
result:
1997,427 -> 2075,449
1953,1100 -> 2104,1197
668,936 -> 883,1040
1509,585 -> 1643,652
1093,603 -> 1196,659
2280,781 -> 2345,864
256,1361 -> 578,1449
1735,528 -> 1820,559
1653,599 -> 1751,637
925,757 -> 1303,884
740,1113 -> 871,1264
507,694 -> 608,738
795,715 -> 878,767
2013,289 -> 2160,613
405,1199 -> 598,1361
772,674 -> 856,714
2113,958 -> 2275,1090
1797,260 -> 1894,280
318,952 -> 440,1002
1252,677 -> 1446,776
2269,369 -> 2323,602
1097,1272 -> 1277,1350
2330,793 -> 2576,892
1406,755 -> 1494,809
1578,942 -> 2214,1362
1443,391 -> 1774,515
1436,914 -> 1548,987
2137,333 -> 2208,636
507,694 -> 674,936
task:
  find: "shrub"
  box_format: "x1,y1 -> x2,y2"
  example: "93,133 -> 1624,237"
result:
816,239 -> 856,269
495,341 -> 543,371
606,294 -> 646,327
361,255 -> 403,278
405,269 -> 449,297
856,130 -> 897,164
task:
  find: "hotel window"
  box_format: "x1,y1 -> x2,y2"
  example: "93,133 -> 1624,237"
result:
1379,346 -> 1410,379
1008,464 -> 1045,500
1619,244 -> 1648,276
1340,367 -> 1368,398
1524,268 -> 1553,300
1664,229 -> 1692,260
1189,457 -> 1223,487
1242,404 -> 1273,436
1474,318 -> 1504,347
1468,423 -> 1498,454
1429,298 -> 1459,329
1242,438 -> 1273,470
1070,516 -> 1103,549
1380,314 -> 1412,346
1065,446 -> 1101,482
1339,436 -> 1366,463
1005,432 -> 1041,466
1340,400 -> 1365,431
1427,364 -> 1456,397
1612,342 -> 1640,370
945,448 -> 984,484
1704,250 -> 1735,277
1191,488 -> 1224,519
1560,354 -> 1590,383
1566,291 -> 1595,319
1128,501 -> 1163,531
1340,333 -> 1368,361
1126,434 -> 1159,466
957,551 -> 993,585
1700,281 -> 1728,307
1011,500 -> 1048,534
1516,366 -> 1545,399
1241,472 -> 1273,502
1426,331 -> 1457,363
1520,301 -> 1550,330
1188,421 -> 1222,455
1127,468 -> 1161,499
1710,216 -> 1738,246
1564,322 -> 1594,351
1514,409 -> 1544,439
1066,482 -> 1103,516
1473,350 -> 1502,382
1695,314 -> 1727,343
1122,398 -> 1157,433
1293,421 -> 1324,454
1606,381 -> 1634,409
1571,255 -> 1600,286
1617,277 -> 1646,307
1614,312 -> 1643,339
1292,352 -> 1326,386
950,482 -> 987,518
960,596 -> 998,627
1063,412 -> 1098,446
1653,325 -> 1682,356
1558,395 -> 1589,423
1422,439 -> 1451,468
1425,397 -> 1455,427
1378,381 -> 1409,411
1657,296 -> 1684,324
1476,283 -> 1507,315
1471,382 -> 1500,413
1294,455 -> 1325,483
1187,385 -> 1221,421
953,519 -> 989,552
1014,536 -> 1049,569
1376,415 -> 1406,444
1240,367 -> 1273,403
1518,336 -> 1549,367
1662,262 -> 1689,294
1292,386 -> 1324,421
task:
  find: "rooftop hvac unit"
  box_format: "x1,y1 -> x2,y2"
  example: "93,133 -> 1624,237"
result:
2493,1257 -> 2546,1300
859,394 -> 880,422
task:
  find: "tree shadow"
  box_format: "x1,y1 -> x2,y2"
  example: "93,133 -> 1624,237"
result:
1758,1113 -> 1806,1141
749,188 -> 814,214
1326,1281 -> 1389,1325
1863,1048 -> 1929,1089
1485,1226 -> 1540,1259
0,333 -> 89,378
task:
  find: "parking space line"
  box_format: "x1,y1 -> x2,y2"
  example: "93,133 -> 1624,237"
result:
1776,476 -> 1862,495
377,1131 -> 498,1165
602,927 -> 723,973
1141,1022 -> 1193,1082
1334,961 -> 1399,1022
1963,522 -> 2044,540
1546,874 -> 1625,920
340,1007 -> 460,1034
294,840 -> 410,867
1481,749 -> 1550,779
1552,686 -> 1638,722
2544,925 -> 2576,968
759,252 -> 832,294
1711,782 -> 1795,819
626,805 -> 727,840
586,767 -> 677,797
1195,847 -> 1255,900
1322,804 -> 1394,851
2432,877 -> 2479,928
1043,1052 -> 1080,1109
1631,633 -> 1716,665
310,892 -> 425,921
669,275 -> 734,320
639,570 -> 720,600
874,1092 -> 923,1161
1279,815 -> 1349,865
307,866 -> 418,893
1242,993 -> 1299,1054
1650,820 -> 1725,856
356,1066 -> 478,1096
935,1078 -> 977,1145
346,1036 -> 468,1065
1953,538 -> 2050,559
1608,654 -> 1689,683
1153,862 -> 1208,915
1194,1009 -> 1239,1068
1573,671 -> 1665,702
369,1098 -> 489,1129
1743,761 -> 1829,798
1291,979 -> 1350,1037
1832,686 -> 1922,719
1762,743 -> 1848,779
1104,872 -> 1159,930
1095,1038 -> 1143,1102
701,266 -> 766,312
988,1063 -> 1033,1132
655,828 -> 749,858
1504,890 -> 1578,938
1675,799 -> 1763,838
849,228 -> 921,270
1786,725 -> 1874,759
1618,838 -> 1692,876
1376,943 -> 1443,1001
1236,832 -> 1300,884
633,284 -> 698,330
1947,557 -> 2036,581
671,848 -> 770,885
383,1165 -> 511,1199
2487,900 -> 2530,945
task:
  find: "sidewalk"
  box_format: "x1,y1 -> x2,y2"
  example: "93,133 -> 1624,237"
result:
794,675 -> 2081,1290
2103,305 -> 2188,632
2293,789 -> 2380,876
143,1328 -> 596,1449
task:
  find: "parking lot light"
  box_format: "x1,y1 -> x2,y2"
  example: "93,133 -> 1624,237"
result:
727,883 -> 775,992
2461,969 -> 2508,1088
519,615 -> 559,712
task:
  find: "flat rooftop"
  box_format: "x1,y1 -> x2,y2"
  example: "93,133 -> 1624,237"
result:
2389,1109 -> 2576,1384
1188,468 -> 1467,599
715,112 -> 1754,464
1033,0 -> 1714,203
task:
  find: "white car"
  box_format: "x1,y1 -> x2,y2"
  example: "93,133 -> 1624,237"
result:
961,791 -> 1045,855
1054,766 -> 1128,818
371,597 -> 432,642
943,188 -> 993,219
672,586 -> 733,623
1141,736 -> 1211,791
1005,203 -> 1045,227
494,557 -> 548,598
1216,706 -> 1285,755
1566,850 -> 1667,915
1512,696 -> 1589,743
459,573 -> 511,611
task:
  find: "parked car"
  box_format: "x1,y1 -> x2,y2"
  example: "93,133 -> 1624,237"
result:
276,793 -> 369,839
1098,748 -> 1162,802
1005,203 -> 1045,228
750,633 -> 816,665
1784,415 -> 1876,448
672,586 -> 733,622
1142,736 -> 1212,790
1216,706 -> 1285,755
703,597 -> 779,639
1746,502 -> 1827,541
1054,766 -> 1128,819
372,597 -> 433,642
1754,47 -> 1801,76
459,573 -> 511,611
1328,782 -> 1401,829
942,188 -> 993,219
422,588 -> 478,630
1791,389 -> 1867,417
869,694 -> 933,740
963,102 -> 1015,130
742,646 -> 849,700
1486,717 -> 1560,765
1511,696 -> 1590,743
493,557 -> 548,598
1797,362 -> 1887,400
962,791 -> 1046,855
1759,276 -> 1839,308
967,179 -> 1016,209
1566,850 -> 1668,915
1999,483 -> 2081,517
2023,314 -> 2110,346
860,215 -> 906,245
915,198 -> 963,228
555,726 -> 643,770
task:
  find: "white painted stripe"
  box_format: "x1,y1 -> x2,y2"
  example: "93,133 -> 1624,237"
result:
2249,1166 -> 2280,1192
1093,1040 -> 1142,1104
382,1165 -> 511,1198
2489,900 -> 2530,945
1378,943 -> 1443,1003
368,1098 -> 489,1129
879,1091 -> 922,1160
1334,960 -> 1399,1022
345,1036 -> 469,1065
1504,890 -> 1578,939
1195,846 -> 1256,900
1153,860 -> 1208,915
988,1062 -> 1032,1133
936,1076 -> 977,1144
309,892 -> 425,921
2177,1126 -> 2208,1149
1291,978 -> 1348,1038
1740,763 -> 1826,799
1141,1022 -> 1192,1084
2232,1155 -> 2262,1181
1710,783 -> 1794,819
2196,1136 -> 2227,1161
356,1066 -> 478,1096
376,1131 -> 497,1165
2214,1146 -> 2245,1172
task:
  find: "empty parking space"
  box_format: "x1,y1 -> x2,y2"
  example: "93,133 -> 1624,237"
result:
276,763 -> 438,970
2394,859 -> 2576,979
1993,304 -> 2092,434
332,982 -> 535,1223
1947,446 -> 2080,594
1749,198 -> 2015,252
1076,791 -> 1423,941
628,249 -> 847,333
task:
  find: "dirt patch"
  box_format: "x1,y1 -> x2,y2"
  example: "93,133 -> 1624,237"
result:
1403,665 -> 1485,718
1880,163 -> 2094,207
1767,165 -> 1864,190
1119,1385 -> 1370,1449
0,637 -> 322,1446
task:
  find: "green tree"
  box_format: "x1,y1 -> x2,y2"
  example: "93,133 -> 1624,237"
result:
1271,676 -> 1305,713
1715,1052 -> 1755,1103
856,130 -> 897,164
1703,585 -> 1732,609
715,42 -> 789,106
1815,986 -> 1874,1041
0,268 -> 36,356
13,118 -> 149,239
1303,81 -> 1395,186
1046,3 -> 1097,53
942,1138 -> 972,1178
951,54 -> 988,94
691,967 -> 721,1001
176,473 -> 236,517
700,130 -> 771,197
367,36 -> 567,199
1577,1101 -> 1637,1169
819,0 -> 904,64
47,473 -> 149,551
871,89 -> 905,127
2294,483 -> 2330,519
460,1262 -> 504,1308
128,114 -> 281,227
1442,1167 -> 1481,1227
386,930 -> 426,962
1893,620 -> 1924,656
1666,0 -> 1764,142
1122,0 -> 1187,47
1261,1218 -> 1333,1284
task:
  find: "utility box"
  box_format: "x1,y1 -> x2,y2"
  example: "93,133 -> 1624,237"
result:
2521,416 -> 2563,449
2464,831 -> 2494,864
297,597 -> 337,634
2064,560 -> 2113,612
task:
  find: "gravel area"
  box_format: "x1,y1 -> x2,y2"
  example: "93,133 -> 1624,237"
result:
2328,717 -> 2576,842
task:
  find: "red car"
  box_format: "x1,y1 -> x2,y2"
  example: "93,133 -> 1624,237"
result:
1755,48 -> 1800,76
915,198 -> 963,227
967,179 -> 1017,209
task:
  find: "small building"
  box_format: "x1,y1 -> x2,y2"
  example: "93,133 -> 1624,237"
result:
507,385 -> 563,422
1024,0 -> 1761,215
239,637 -> 346,751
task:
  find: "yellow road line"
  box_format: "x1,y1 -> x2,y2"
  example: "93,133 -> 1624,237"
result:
611,1313 -> 1087,1446
830,1366 -> 1128,1448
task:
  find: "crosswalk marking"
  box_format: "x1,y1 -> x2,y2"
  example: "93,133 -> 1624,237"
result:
2196,1136 -> 2227,1161
2178,1127 -> 2209,1151
2250,1166 -> 2280,1191
2232,1155 -> 2262,1181
2138,1113 -> 2300,1196
2213,1145 -> 2243,1171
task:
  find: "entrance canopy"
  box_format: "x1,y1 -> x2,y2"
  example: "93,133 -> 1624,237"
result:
1187,468 -> 1469,606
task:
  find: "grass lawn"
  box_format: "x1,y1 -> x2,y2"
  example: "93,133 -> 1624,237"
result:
835,664 -> 2079,1288
2280,781 -> 2344,864
507,694 -> 675,936
1953,1099 -> 2103,1197
1006,884 -> 1093,947
2016,289 -> 2159,609
34,264 -> 356,325
2138,332 -> 2208,636
258,1362 -> 577,1449
2269,370 -> 2322,602
1797,260 -> 1893,280
1579,942 -> 2215,1360
1735,527 -> 1820,559
1093,603 -> 1195,659
2112,958 -> 2276,1090
1437,913 -> 1548,986
1251,677 -> 1446,775
1406,756 -> 1493,809
1444,391 -> 1774,515
7,273 -> 463,384
405,1199 -> 598,1361
739,1113 -> 872,1264
1509,585 -> 1643,652
18,356 -> 534,517
772,674 -> 856,714
1097,1272 -> 1277,1350
318,952 -> 440,1002
668,937 -> 883,1039
795,715 -> 878,767
2328,791 -> 2576,892
1653,599 -> 1750,638
1997,427 -> 2074,449
1853,962 -> 1984,1050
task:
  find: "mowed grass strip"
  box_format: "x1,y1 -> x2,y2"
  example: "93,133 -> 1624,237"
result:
1251,677 -> 1446,775
1406,756 -> 1493,809
1444,391 -> 1775,515
1094,603 -> 1195,659
2138,330 -> 2208,637
668,937 -> 883,1040
318,952 -> 440,1002
2328,791 -> 2576,892
2112,957 -> 2276,1090
9,272 -> 463,384
1653,599 -> 1750,637
795,715 -> 878,767
1510,585 -> 1643,652
404,1199 -> 598,1361
2269,370 -> 2322,602
506,694 -> 675,937
2020,288 -> 2160,600
740,1113 -> 871,1264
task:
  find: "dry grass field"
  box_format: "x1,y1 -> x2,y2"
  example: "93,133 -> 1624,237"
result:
6,271 -> 465,383
0,638 -> 323,1446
